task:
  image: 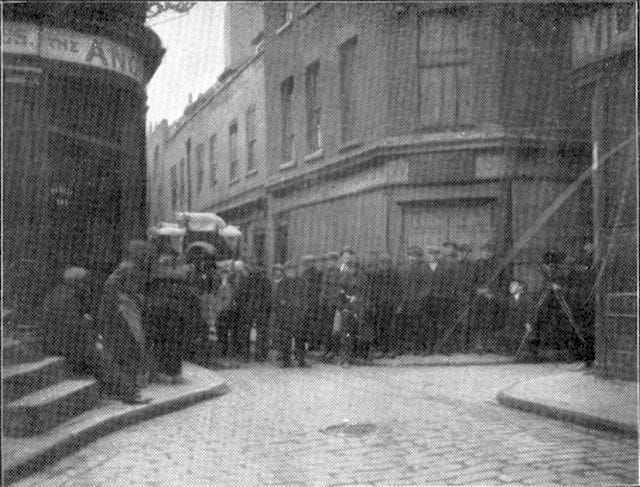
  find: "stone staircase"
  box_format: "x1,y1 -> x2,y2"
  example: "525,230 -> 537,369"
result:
3,333 -> 101,438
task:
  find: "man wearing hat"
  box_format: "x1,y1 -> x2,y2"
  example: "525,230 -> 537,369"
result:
467,243 -> 501,353
277,260 -> 306,366
319,251 -> 341,356
337,253 -> 366,365
363,252 -> 401,357
422,246 -> 449,354
396,246 -> 426,354
453,243 -> 475,352
270,264 -> 288,364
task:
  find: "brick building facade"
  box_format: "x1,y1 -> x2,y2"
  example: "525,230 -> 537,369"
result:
262,3 -> 589,291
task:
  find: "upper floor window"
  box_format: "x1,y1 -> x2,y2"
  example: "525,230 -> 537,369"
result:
246,107 -> 257,173
305,61 -> 322,153
281,77 -> 295,162
195,143 -> 204,193
179,158 -> 185,207
229,122 -> 239,182
170,165 -> 178,210
209,133 -> 217,187
418,11 -> 472,127
339,37 -> 358,143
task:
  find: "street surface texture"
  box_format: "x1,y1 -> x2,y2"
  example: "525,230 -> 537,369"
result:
14,363 -> 638,486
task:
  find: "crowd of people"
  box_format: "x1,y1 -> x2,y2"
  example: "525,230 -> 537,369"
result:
203,241 -> 596,368
39,236 -> 596,403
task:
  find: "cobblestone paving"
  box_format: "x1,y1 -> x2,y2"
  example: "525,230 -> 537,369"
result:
14,363 -> 638,486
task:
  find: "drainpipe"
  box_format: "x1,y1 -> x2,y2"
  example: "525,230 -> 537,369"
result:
185,137 -> 192,211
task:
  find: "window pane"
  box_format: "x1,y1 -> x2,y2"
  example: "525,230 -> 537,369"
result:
457,64 -> 472,123
441,65 -> 456,125
306,62 -> 321,151
442,16 -> 456,52
339,37 -> 357,142
209,134 -> 217,187
420,67 -> 443,125
196,143 -> 204,193
281,77 -> 294,161
457,16 -> 469,50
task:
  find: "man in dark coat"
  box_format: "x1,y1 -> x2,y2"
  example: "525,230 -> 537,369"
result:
422,246 -> 448,354
145,263 -> 204,382
245,264 -> 273,362
397,246 -> 426,354
364,253 -> 400,357
337,254 -> 366,365
467,243 -> 501,353
98,240 -> 154,388
271,264 -> 289,365
566,243 -> 596,365
453,243 -> 476,352
299,255 -> 322,353
532,250 -> 575,360
438,242 -> 460,354
319,252 -> 341,356
276,261 -> 306,367
43,267 -> 147,404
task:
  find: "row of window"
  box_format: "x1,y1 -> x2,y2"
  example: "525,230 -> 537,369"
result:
161,11 -> 472,209
279,36 -> 357,164
278,12 -> 472,164
166,107 -> 257,210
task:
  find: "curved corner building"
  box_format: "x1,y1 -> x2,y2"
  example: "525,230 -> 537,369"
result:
2,3 -> 164,309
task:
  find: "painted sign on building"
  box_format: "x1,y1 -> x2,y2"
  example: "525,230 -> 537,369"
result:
2,22 -> 144,83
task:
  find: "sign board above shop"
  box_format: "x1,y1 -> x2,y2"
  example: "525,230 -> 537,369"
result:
2,22 -> 145,84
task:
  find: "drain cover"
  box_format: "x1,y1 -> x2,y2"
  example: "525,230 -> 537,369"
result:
321,422 -> 377,437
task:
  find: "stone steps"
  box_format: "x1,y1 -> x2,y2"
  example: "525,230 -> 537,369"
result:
3,356 -> 67,402
4,379 -> 100,437
2,336 -> 45,366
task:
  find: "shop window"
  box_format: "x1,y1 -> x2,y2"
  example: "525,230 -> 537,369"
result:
418,11 -> 472,128
281,77 -> 295,163
246,107 -> 257,173
195,143 -> 204,193
209,133 -> 217,187
339,37 -> 358,143
305,61 -> 322,153
229,122 -> 239,182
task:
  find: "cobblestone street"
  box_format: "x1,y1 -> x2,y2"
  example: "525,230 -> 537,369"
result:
14,363 -> 638,486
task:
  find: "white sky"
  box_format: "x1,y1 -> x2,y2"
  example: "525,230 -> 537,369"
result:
145,2 -> 227,125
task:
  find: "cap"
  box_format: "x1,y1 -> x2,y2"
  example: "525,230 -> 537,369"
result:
301,255 -> 315,264
442,241 -> 457,249
425,246 -> 441,254
272,263 -> 284,270
326,251 -> 340,260
457,243 -> 472,253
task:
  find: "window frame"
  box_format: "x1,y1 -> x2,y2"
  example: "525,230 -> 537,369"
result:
208,133 -> 217,187
228,121 -> 239,183
339,36 -> 358,144
170,165 -> 178,211
195,142 -> 204,193
417,10 -> 473,129
305,60 -> 322,154
280,76 -> 295,165
245,107 -> 257,175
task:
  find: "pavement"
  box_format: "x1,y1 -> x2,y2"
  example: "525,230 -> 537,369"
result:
498,367 -> 638,438
12,362 -> 638,486
3,363 -> 229,484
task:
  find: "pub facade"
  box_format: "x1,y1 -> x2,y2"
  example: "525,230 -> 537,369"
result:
3,3 -> 164,316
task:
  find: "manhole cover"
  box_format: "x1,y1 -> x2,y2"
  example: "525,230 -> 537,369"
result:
321,422 -> 377,437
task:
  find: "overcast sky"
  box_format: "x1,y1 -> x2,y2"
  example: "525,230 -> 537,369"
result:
146,2 -> 226,125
